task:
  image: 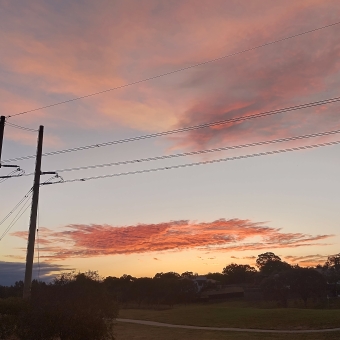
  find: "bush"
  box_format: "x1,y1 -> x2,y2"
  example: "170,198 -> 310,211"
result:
0,297 -> 25,339
0,272 -> 119,340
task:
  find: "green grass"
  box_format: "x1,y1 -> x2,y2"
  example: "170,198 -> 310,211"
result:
118,301 -> 340,330
114,322 -> 340,340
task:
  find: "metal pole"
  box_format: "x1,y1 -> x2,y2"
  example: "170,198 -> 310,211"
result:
23,126 -> 44,299
0,116 -> 5,166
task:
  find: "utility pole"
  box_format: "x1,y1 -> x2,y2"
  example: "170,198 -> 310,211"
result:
23,125 -> 44,299
0,116 -> 5,165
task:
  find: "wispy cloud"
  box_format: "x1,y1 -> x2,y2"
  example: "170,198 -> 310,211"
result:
285,254 -> 329,267
173,17 -> 340,151
11,219 -> 334,260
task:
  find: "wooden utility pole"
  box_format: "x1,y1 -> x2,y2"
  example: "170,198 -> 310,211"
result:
23,125 -> 44,299
0,116 -> 5,165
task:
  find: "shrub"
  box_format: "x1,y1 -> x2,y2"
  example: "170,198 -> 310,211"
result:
0,272 -> 119,340
0,297 -> 25,339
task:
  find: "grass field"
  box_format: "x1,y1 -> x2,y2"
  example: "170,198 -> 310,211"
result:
118,301 -> 340,330
114,322 -> 340,340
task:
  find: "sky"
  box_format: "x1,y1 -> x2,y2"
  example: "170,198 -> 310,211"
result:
1,0 -> 340,285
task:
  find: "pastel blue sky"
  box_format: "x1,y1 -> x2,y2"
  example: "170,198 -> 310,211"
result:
0,0 -> 339,284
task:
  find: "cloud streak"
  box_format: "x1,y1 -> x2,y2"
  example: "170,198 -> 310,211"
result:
285,254 -> 329,267
11,219 -> 334,260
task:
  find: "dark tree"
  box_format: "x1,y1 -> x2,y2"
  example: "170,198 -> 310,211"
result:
261,272 -> 290,307
325,253 -> 340,270
154,272 -> 180,279
321,254 -> 340,289
16,271 -> 118,340
178,279 -> 197,303
256,252 -> 291,275
181,271 -> 197,279
206,272 -> 227,283
152,273 -> 181,306
289,267 -> 326,306
104,274 -> 136,304
222,263 -> 256,284
130,277 -> 154,306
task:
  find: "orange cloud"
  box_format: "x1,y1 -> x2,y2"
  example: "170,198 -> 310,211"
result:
243,256 -> 256,260
285,254 -> 329,267
11,218 -> 334,261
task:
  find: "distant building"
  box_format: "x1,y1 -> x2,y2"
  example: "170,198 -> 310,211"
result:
188,275 -> 244,300
200,286 -> 244,301
192,275 -> 218,292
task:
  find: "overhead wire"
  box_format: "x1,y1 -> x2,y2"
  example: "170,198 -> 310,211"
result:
0,168 -> 25,181
0,194 -> 33,241
36,128 -> 340,174
0,169 -> 19,184
6,20 -> 340,119
3,95 -> 340,164
41,139 -> 340,185
5,122 -> 38,133
0,188 -> 33,226
0,177 -> 57,241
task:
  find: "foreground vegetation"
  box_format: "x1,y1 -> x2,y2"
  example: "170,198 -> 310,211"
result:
0,271 -> 118,340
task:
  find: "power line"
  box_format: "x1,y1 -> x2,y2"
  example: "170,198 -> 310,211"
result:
0,168 -> 25,180
0,194 -> 32,241
5,122 -> 38,133
0,177 -> 56,241
3,95 -> 340,164
0,169 -> 19,184
41,139 -> 340,185
35,128 -> 340,175
6,20 -> 340,119
0,188 -> 33,226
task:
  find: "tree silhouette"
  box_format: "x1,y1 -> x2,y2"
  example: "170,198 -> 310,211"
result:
256,252 -> 291,275
222,263 -> 256,284
289,267 -> 326,306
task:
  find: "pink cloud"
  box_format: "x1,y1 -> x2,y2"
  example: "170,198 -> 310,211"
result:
11,218 -> 334,260
1,0 -> 340,150
172,22 -> 340,150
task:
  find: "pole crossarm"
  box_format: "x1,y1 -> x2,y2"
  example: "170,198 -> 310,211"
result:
1,164 -> 20,168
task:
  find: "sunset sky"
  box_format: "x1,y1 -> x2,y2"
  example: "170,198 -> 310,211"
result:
1,0 -> 340,285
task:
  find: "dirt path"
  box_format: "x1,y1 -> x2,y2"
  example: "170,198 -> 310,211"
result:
116,318 -> 340,334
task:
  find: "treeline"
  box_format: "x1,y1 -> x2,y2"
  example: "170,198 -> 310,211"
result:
108,252 -> 340,306
1,252 -> 340,339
